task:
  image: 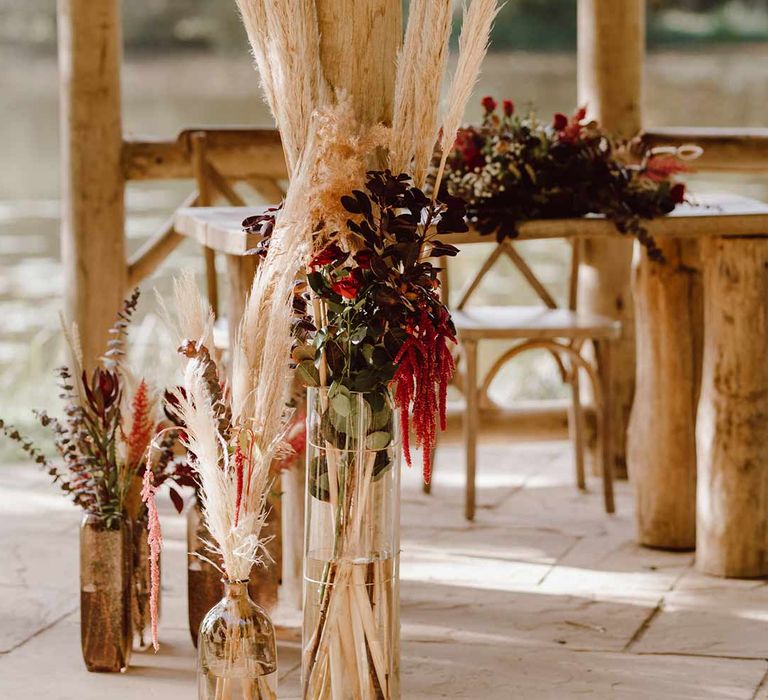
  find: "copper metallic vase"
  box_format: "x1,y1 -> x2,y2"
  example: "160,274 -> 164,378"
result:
79,512 -> 133,672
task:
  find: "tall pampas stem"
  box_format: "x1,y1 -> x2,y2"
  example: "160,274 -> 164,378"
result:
434,0 -> 500,195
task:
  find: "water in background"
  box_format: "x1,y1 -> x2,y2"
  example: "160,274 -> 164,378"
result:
1,46 -> 767,434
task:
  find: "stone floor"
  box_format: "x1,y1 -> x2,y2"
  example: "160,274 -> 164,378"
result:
2,435 -> 767,699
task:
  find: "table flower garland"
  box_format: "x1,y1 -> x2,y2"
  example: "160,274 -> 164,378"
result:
442,97 -> 699,260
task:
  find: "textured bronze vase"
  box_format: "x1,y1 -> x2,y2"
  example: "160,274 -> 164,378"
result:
80,513 -> 133,672
187,500 -> 280,647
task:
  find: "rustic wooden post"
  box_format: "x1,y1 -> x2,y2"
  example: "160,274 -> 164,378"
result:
315,0 -> 401,131
696,238 -> 768,577
577,0 -> 643,479
58,0 -> 126,367
628,241 -> 702,549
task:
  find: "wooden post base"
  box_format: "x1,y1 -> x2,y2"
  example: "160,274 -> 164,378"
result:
696,237 -> 768,577
628,240 -> 702,550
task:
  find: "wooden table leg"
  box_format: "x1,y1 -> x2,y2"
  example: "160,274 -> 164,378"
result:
464,339 -> 479,521
696,237 -> 768,578
225,253 -> 259,350
628,241 -> 702,550
594,339 -> 615,514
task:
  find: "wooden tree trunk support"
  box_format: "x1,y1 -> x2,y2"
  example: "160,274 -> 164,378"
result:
577,0 -> 644,479
629,241 -> 702,549
58,0 -> 125,367
696,238 -> 768,577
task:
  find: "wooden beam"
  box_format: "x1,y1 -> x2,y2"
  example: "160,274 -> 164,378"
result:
642,127 -> 768,172
577,0 -> 642,479
123,128 -> 287,181
58,0 -> 126,368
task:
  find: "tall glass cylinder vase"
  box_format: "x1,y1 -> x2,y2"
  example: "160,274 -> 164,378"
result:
80,513 -> 133,672
303,387 -> 401,699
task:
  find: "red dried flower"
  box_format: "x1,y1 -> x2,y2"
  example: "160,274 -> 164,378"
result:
481,96 -> 497,114
553,112 -> 568,131
574,106 -> 587,122
643,155 -> 689,183
309,242 -> 346,270
503,99 -> 514,118
353,249 -> 373,269
670,182 -> 686,204
392,306 -> 456,484
331,273 -> 363,300
126,380 -> 154,472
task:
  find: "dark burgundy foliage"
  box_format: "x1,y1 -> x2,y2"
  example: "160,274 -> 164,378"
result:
300,170 -> 466,482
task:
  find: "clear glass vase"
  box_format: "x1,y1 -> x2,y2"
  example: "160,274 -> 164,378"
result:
132,509 -> 158,651
197,580 -> 278,700
187,500 -> 279,648
80,512 -> 133,672
303,387 -> 401,699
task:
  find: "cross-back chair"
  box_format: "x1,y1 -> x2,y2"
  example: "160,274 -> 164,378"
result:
437,238 -> 620,520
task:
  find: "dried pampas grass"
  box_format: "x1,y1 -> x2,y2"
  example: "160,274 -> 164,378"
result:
234,0 -> 325,173
434,0 -> 500,192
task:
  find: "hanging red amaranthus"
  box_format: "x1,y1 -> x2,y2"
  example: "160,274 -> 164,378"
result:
392,305 -> 456,484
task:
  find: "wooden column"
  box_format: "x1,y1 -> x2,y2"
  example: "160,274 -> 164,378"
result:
628,241 -> 702,549
696,238 -> 768,577
58,0 -> 126,367
315,0 -> 401,129
577,0 -> 644,479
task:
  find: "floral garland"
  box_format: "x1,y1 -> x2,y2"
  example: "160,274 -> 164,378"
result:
442,97 -> 694,261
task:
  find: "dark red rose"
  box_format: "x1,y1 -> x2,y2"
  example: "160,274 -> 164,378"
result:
309,242 -> 346,270
503,100 -> 514,118
353,249 -> 373,269
481,96 -> 497,114
670,183 -> 686,204
454,129 -> 485,171
574,106 -> 587,122
553,112 -> 568,131
331,274 -> 363,300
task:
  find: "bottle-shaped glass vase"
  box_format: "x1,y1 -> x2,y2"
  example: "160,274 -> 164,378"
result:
197,579 -> 278,699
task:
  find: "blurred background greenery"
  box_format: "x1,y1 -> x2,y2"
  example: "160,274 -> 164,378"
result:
0,0 -> 766,453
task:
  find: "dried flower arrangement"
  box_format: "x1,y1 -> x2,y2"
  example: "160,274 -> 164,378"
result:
0,289 -> 191,528
234,0 -> 499,696
144,271 -> 294,686
442,98 -> 699,261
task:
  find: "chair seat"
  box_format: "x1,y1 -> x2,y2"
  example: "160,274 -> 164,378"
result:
453,306 -> 621,341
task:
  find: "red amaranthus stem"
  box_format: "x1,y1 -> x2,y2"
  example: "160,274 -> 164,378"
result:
234,443 -> 245,527
140,468 -> 162,651
127,380 -> 154,471
392,306 -> 456,483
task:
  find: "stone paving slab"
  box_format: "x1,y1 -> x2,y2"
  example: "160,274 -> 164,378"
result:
2,437 -> 768,698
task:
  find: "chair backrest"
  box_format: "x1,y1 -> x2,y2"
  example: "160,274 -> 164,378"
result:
446,237 -> 581,313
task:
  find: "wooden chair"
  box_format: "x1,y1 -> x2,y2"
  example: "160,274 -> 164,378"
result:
443,239 -> 621,521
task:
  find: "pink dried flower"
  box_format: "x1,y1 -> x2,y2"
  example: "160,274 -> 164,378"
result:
141,468 -> 162,651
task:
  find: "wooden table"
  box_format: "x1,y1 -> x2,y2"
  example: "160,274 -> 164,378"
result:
174,194 -> 768,578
